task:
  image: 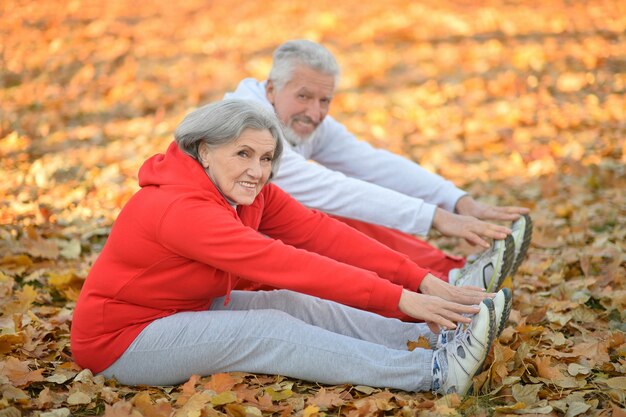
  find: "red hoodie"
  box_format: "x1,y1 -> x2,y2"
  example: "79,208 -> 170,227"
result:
70,142 -> 430,373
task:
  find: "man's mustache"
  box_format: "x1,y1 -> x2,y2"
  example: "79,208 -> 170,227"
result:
291,115 -> 318,128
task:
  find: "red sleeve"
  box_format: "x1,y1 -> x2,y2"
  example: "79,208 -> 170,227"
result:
258,184 -> 430,291
158,194 -> 402,312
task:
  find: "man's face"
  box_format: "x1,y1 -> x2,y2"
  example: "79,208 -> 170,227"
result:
266,65 -> 335,143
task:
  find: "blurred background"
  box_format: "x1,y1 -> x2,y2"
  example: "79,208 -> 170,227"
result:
1,0 -> 624,250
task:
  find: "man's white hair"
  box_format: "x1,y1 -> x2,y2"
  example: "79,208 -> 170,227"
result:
268,40 -> 340,91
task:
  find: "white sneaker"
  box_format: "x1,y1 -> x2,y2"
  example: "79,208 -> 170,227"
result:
432,298 -> 496,396
493,288 -> 512,337
509,214 -> 533,277
437,287 -> 512,348
449,235 -> 515,292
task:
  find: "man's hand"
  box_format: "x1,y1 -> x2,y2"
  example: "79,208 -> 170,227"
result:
455,195 -> 530,222
397,289 -> 480,334
432,207 -> 510,248
418,273 -> 493,305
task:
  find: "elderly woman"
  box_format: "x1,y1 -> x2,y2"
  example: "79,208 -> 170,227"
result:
71,99 -> 511,396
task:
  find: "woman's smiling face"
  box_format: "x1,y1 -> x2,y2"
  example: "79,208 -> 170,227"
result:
199,128 -> 276,205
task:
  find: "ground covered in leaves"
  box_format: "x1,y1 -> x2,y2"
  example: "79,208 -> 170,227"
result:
1,0 -> 625,416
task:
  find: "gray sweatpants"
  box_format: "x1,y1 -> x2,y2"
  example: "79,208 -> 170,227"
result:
100,290 -> 437,392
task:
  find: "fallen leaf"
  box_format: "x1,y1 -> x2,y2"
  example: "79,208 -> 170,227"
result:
265,387 -> 293,402
0,357 -> 45,387
67,391 -> 91,405
204,372 -> 238,393
211,390 -> 237,406
512,383 -> 542,406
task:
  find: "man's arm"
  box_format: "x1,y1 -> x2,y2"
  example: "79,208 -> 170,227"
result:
311,116 -> 466,212
273,145 -> 438,236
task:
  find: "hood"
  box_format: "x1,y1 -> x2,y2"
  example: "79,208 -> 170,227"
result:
138,141 -> 213,191
224,78 -> 275,112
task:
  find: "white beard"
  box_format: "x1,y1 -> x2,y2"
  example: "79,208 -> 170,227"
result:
282,124 -> 318,147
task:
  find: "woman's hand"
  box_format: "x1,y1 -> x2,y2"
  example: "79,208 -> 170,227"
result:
397,289 -> 481,334
432,207 -> 511,249
418,273 -> 494,306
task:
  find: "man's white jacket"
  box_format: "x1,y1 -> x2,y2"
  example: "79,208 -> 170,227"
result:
224,78 -> 466,236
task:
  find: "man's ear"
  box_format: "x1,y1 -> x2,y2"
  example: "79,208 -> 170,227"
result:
265,80 -> 275,104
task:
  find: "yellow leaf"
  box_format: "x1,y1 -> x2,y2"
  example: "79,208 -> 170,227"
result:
211,391 -> 237,406
265,387 -> 293,401
354,385 -> 377,395
48,272 -> 75,290
302,405 -> 320,417
0,333 -> 24,354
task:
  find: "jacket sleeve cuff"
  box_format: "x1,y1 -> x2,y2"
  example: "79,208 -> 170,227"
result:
447,189 -> 469,213
394,258 -> 430,291
366,280 -> 403,311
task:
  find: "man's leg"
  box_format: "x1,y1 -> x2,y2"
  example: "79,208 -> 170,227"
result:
331,215 -> 465,280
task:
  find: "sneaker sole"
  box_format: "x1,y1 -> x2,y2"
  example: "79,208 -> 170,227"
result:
464,298 -> 496,396
496,287 -> 512,337
509,214 -> 533,277
485,235 -> 515,292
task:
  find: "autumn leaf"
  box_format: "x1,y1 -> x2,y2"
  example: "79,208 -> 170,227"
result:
308,388 -> 345,409
534,355 -> 567,380
204,372 -> 238,393
265,387 -> 293,402
512,383 -> 542,406
132,391 -> 173,417
0,357 -> 45,387
2,284 -> 37,315
175,374 -> 201,406
407,335 -> 431,351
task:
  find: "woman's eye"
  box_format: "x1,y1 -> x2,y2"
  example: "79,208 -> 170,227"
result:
237,151 -> 248,157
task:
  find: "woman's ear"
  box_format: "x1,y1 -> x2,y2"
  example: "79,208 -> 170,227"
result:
198,143 -> 210,169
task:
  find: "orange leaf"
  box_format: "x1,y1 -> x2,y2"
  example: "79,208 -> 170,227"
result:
175,374 -> 201,406
204,372 -> 238,393
534,356 -> 562,381
0,357 -> 45,387
407,336 -> 431,351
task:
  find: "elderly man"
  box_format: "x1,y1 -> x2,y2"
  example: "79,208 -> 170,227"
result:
225,40 -> 531,291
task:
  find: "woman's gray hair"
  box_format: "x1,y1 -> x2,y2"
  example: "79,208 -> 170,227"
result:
175,99 -> 284,179
268,40 -> 340,91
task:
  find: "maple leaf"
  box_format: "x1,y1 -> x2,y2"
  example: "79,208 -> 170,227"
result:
533,355 -> 562,380
0,357 -> 44,387
308,388 -> 345,409
204,372 -> 238,393
489,341 -> 516,384
132,391 -> 170,417
175,374 -> 201,406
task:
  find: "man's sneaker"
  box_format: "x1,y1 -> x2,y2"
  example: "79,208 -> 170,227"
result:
449,235 -> 515,292
493,288 -> 512,337
509,214 -> 533,278
431,298 -> 496,396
